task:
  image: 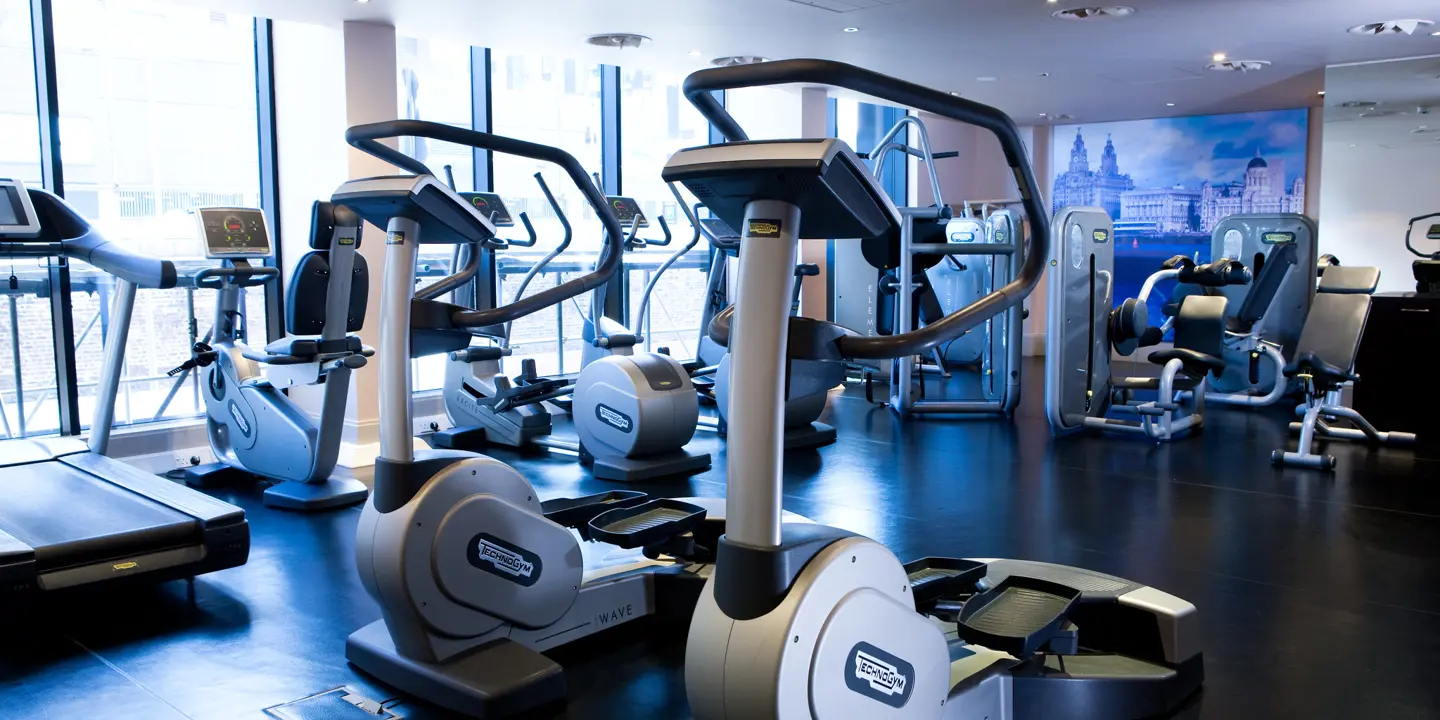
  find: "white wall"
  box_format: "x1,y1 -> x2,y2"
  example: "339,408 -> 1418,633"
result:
1317,140 -> 1438,293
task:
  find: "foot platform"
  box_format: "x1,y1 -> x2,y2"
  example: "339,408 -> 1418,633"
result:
903,557 -> 987,609
956,575 -> 1081,657
588,498 -> 707,549
540,490 -> 647,536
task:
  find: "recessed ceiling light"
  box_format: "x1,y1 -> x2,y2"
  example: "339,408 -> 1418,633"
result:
1347,19 -> 1434,36
1166,103 -> 1175,107
586,33 -> 650,49
1052,6 -> 1135,21
1039,72 -> 1050,77
1206,59 -> 1270,73
949,91 -> 962,96
843,27 -> 860,32
1317,91 -> 1326,96
977,76 -> 998,82
1212,52 -> 1227,62
1433,30 -> 1440,36
354,0 -> 369,3
689,50 -> 702,57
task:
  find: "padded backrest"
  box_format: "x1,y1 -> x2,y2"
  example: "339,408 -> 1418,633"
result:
286,251 -> 369,335
1293,292 -> 1370,371
1234,241 -> 1297,327
1318,265 -> 1380,295
1171,294 -> 1227,359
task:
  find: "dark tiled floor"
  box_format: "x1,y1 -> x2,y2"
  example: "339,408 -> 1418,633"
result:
2,358 -> 1438,719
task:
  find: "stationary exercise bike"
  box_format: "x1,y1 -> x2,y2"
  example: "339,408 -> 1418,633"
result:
176,205 -> 370,511
334,122 -> 779,717
664,59 -> 1202,720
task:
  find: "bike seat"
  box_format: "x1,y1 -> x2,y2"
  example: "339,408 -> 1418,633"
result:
245,334 -> 371,365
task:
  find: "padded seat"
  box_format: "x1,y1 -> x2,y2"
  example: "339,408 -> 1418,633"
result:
246,334 -> 366,364
1284,351 -> 1357,386
1283,290 -> 1373,390
1152,294 -> 1227,377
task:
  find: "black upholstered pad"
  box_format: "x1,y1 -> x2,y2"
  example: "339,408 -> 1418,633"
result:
1317,265 -> 1380,295
1149,348 -> 1226,375
1229,242 -> 1297,333
1285,292 -> 1371,385
286,252 -> 369,336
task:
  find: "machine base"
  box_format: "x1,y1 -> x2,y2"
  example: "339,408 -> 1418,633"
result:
428,425 -> 490,451
346,620 -> 564,718
184,462 -> 368,512
585,447 -> 712,482
783,421 -> 836,450
263,477 -> 369,511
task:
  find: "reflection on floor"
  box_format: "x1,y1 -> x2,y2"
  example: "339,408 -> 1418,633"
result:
2,358 -> 1437,719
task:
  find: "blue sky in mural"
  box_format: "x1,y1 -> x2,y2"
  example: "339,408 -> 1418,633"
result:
1052,109 -> 1309,192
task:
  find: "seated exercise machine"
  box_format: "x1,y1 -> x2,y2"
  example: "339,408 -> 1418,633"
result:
1273,266 -> 1417,469
333,122 -> 804,717
176,205 -> 370,510
687,199 -> 841,450
664,59 -> 1202,720
433,179 -> 710,481
1405,212 -> 1440,293
1202,214 -> 1317,406
1047,207 -> 1248,441
0,179 -> 248,597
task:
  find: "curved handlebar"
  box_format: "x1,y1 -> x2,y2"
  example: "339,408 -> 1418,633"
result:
193,265 -> 279,290
505,172 -> 576,346
1406,212 -> 1440,259
511,212 -> 538,247
681,59 -> 1048,360
344,120 -> 623,329
634,183 -> 705,340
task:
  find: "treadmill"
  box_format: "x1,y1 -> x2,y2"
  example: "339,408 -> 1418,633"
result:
0,179 -> 249,597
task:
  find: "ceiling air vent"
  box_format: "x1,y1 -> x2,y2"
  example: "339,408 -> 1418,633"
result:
1346,19 -> 1434,36
586,34 -> 650,49
712,55 -> 770,67
1339,100 -> 1378,108
1051,6 -> 1135,21
1359,109 -> 1399,118
1205,60 -> 1270,73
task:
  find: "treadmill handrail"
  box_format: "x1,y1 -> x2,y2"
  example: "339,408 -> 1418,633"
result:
344,120 -> 623,330
681,58 -> 1048,360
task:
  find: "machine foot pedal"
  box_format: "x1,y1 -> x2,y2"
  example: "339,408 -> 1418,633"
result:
956,575 -> 1081,657
903,557 -> 987,608
589,498 -> 707,549
540,490 -> 647,534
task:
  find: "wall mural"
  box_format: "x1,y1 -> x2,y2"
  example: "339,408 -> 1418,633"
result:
1050,109 -> 1309,308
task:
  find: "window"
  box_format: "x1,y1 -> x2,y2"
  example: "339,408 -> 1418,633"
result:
53,0 -> 264,429
0,0 -> 64,439
398,37 -> 474,391
725,86 -> 803,141
620,67 -> 711,359
490,52 -> 603,376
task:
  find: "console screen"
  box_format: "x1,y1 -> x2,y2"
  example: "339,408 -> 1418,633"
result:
459,193 -> 514,227
198,208 -> 271,258
607,196 -> 648,228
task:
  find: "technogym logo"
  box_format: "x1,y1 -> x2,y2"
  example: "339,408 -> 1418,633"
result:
846,642 -> 914,708
467,533 -> 542,587
595,403 -> 633,433
228,400 -> 251,438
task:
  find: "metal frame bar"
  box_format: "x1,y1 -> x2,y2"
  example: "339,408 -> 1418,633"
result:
254,18 -> 284,344
599,64 -> 626,324
471,47 -> 493,193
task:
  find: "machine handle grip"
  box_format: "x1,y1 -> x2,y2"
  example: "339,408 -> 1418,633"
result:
193,265 -> 280,289
510,212 -> 538,247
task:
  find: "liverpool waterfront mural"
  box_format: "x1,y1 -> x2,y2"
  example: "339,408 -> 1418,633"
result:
1050,109 -> 1309,308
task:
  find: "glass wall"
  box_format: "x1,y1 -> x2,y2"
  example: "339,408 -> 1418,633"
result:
725,86 -> 803,141
490,52 -> 604,376
398,36 -> 474,391
53,0 -> 264,429
620,67 -> 710,359
0,0 -> 62,439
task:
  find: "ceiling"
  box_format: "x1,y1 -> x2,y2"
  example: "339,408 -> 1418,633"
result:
186,0 -> 1440,124
1323,55 -> 1440,148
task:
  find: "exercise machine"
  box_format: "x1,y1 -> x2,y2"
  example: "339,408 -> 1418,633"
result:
434,181 -> 710,481
334,122 -> 785,717
664,59 -> 1202,720
867,115 -> 1026,416
0,179 -> 248,597
1273,265 -> 1416,469
1405,212 -> 1440,293
687,199 -> 841,450
177,205 -> 370,510
1204,214 -> 1317,402
1047,207 -> 1250,441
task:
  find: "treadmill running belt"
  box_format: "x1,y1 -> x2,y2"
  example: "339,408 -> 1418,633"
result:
0,462 -> 196,568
